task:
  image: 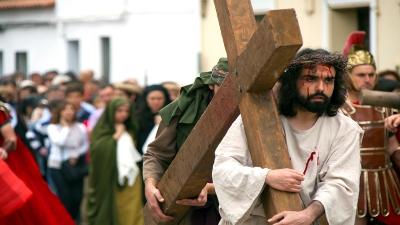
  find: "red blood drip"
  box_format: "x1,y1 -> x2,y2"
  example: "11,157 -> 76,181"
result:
303,151 -> 316,175
307,87 -> 310,97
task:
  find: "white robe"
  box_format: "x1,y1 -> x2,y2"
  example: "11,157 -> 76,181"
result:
212,114 -> 363,225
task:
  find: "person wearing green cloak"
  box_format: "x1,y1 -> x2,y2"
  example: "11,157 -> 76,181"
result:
87,97 -> 143,225
143,58 -> 229,225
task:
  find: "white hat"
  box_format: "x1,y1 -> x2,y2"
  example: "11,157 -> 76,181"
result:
51,74 -> 71,85
19,80 -> 36,89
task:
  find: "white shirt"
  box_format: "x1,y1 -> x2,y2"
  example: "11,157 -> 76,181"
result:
47,123 -> 89,169
213,114 -> 363,225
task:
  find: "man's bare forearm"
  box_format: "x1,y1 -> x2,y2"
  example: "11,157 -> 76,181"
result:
145,177 -> 158,189
304,200 -> 325,221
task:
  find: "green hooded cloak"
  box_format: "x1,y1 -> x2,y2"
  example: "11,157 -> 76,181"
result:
159,58 -> 229,150
86,97 -> 139,225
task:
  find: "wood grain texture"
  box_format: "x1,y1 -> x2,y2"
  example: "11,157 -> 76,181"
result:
143,3 -> 304,225
213,0 -> 257,67
360,90 -> 400,108
239,91 -> 303,219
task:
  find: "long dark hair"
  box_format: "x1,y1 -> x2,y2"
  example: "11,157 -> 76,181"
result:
278,48 -> 348,117
50,101 -> 78,124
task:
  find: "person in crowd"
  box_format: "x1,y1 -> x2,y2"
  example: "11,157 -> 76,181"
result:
378,70 -> 400,82
85,80 -> 100,102
137,85 -> 171,154
143,58 -> 229,225
26,100 -> 61,183
87,84 -> 115,132
30,73 -> 42,86
0,79 -> 18,106
47,101 -> 89,222
87,97 -> 143,225
18,80 -> 38,101
18,95 -> 45,129
42,70 -> 58,88
162,81 -> 181,101
114,82 -> 143,105
65,82 -> 94,123
0,100 -> 75,225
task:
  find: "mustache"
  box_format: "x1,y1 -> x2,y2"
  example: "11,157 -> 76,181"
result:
307,92 -> 329,100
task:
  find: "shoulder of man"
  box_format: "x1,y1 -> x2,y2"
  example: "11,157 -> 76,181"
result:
325,113 -> 363,133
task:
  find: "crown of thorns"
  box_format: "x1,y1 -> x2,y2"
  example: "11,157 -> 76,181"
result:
287,52 -> 347,70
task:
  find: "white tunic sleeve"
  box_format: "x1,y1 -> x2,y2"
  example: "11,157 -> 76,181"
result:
313,121 -> 362,225
212,116 -> 269,225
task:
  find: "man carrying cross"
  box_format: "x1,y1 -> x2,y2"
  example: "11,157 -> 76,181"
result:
143,58 -> 229,225
213,48 -> 363,225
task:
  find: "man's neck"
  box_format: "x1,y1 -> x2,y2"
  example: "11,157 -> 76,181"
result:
285,107 -> 320,131
348,91 -> 360,103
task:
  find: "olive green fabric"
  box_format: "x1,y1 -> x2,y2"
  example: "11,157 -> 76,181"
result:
86,97 -> 139,225
159,58 -> 229,150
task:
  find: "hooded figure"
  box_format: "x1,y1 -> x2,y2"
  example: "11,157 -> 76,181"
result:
87,97 -> 142,225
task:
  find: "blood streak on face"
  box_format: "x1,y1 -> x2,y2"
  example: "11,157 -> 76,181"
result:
307,87 -> 310,97
316,64 -> 334,87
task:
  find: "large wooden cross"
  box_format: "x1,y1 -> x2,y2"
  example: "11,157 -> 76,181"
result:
143,1 -> 303,224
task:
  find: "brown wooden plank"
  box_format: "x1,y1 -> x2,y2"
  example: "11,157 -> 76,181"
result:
213,0 -> 257,66
240,91 -> 303,219
234,9 -> 303,92
143,9 -> 302,225
360,90 -> 400,108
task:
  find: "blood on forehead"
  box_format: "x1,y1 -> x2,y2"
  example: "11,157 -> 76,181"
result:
303,63 -> 334,77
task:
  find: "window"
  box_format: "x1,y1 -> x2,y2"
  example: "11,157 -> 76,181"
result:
101,37 -> 110,84
16,52 -> 27,78
68,40 -> 80,76
357,7 -> 370,51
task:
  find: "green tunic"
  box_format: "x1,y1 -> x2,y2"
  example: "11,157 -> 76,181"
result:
86,97 -> 141,225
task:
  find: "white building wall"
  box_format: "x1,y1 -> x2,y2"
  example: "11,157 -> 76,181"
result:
0,0 -> 201,86
59,0 -> 201,86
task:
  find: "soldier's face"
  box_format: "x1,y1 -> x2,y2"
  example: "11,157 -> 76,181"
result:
295,64 -> 336,114
350,65 -> 376,91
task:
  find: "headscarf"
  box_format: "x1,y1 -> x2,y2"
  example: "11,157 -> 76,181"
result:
86,97 -> 139,225
159,57 -> 229,150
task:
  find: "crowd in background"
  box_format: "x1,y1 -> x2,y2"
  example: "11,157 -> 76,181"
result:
0,69 -> 181,224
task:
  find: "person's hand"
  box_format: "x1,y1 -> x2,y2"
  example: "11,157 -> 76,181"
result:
39,147 -> 48,157
115,123 -> 126,133
113,123 -> 126,140
268,210 -> 313,225
0,147 -> 8,160
69,157 -> 78,166
265,169 -> 304,192
154,115 -> 162,125
176,184 -> 208,206
385,114 -> 400,132
145,182 -> 173,222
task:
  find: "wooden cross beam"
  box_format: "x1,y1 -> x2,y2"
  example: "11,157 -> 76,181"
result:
143,1 -> 303,224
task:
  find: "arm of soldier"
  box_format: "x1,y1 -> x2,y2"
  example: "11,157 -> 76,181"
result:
385,114 -> 400,132
143,117 -> 179,222
268,200 -> 324,225
388,135 -> 400,169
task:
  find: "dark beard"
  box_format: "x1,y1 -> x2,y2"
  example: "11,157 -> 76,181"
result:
295,91 -> 331,115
